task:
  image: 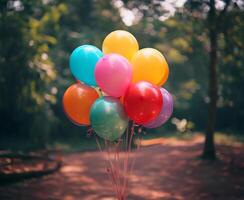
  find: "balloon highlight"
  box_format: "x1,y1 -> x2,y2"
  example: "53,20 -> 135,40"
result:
90,97 -> 129,141
131,48 -> 169,86
124,81 -> 163,125
70,45 -> 103,86
102,30 -> 139,60
95,53 -> 132,97
144,88 -> 173,128
63,83 -> 99,125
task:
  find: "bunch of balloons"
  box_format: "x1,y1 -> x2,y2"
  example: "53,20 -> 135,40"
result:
63,30 -> 173,141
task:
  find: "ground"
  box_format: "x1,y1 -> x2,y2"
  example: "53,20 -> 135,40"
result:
0,135 -> 243,200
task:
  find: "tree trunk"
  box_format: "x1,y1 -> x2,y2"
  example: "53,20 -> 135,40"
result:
202,0 -> 218,160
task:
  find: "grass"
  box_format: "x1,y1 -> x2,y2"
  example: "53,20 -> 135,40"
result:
1,131 -> 243,153
51,136 -> 98,153
141,130 -> 194,140
140,130 -> 244,147
214,132 -> 244,147
52,131 -> 244,152
0,135 -> 98,153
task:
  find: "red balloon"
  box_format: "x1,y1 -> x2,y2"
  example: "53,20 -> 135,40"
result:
123,81 -> 163,124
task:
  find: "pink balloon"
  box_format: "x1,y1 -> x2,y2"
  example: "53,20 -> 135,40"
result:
95,54 -> 132,97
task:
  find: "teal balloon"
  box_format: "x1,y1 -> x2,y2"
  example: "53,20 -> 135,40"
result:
90,97 -> 129,141
69,45 -> 103,86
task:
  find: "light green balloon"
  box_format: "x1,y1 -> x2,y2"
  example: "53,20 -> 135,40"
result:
90,96 -> 129,141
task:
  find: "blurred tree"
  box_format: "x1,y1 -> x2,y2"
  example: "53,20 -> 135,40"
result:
185,0 -> 243,159
49,0 -> 126,138
0,0 -> 67,147
123,0 -> 243,159
217,6 -> 244,132
0,0 -> 243,152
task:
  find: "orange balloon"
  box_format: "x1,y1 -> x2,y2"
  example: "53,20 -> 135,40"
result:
102,30 -> 139,61
131,48 -> 169,86
63,83 -> 99,126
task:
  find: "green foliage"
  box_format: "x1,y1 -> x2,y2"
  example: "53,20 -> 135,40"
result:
0,0 -> 67,147
217,9 -> 244,131
0,0 -> 243,150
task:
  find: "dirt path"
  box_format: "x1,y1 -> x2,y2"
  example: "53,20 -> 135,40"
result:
0,136 -> 244,200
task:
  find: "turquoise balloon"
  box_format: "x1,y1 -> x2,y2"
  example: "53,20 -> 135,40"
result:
69,45 -> 103,86
90,97 -> 129,141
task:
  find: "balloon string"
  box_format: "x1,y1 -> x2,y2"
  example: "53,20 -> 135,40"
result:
95,136 -> 102,152
106,140 -> 124,199
126,122 -> 135,196
106,140 -> 119,197
95,122 -> 140,200
111,138 -> 126,199
96,137 -> 120,198
87,126 -> 94,137
122,121 -> 134,198
112,140 -> 121,198
115,140 -> 123,198
122,124 -> 129,197
130,126 -> 142,176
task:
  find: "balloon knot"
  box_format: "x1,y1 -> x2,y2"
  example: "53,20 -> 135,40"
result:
138,127 -> 142,133
106,167 -> 111,173
87,127 -> 94,137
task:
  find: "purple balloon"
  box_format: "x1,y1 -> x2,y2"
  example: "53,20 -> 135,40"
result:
144,88 -> 173,128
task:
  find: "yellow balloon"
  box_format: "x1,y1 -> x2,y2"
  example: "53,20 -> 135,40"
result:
131,48 -> 169,86
102,30 -> 139,61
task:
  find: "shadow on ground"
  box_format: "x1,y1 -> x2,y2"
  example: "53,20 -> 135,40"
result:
0,136 -> 243,200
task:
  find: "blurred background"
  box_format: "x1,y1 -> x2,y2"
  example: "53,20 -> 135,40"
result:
0,0 -> 244,199
1,0 -> 243,151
